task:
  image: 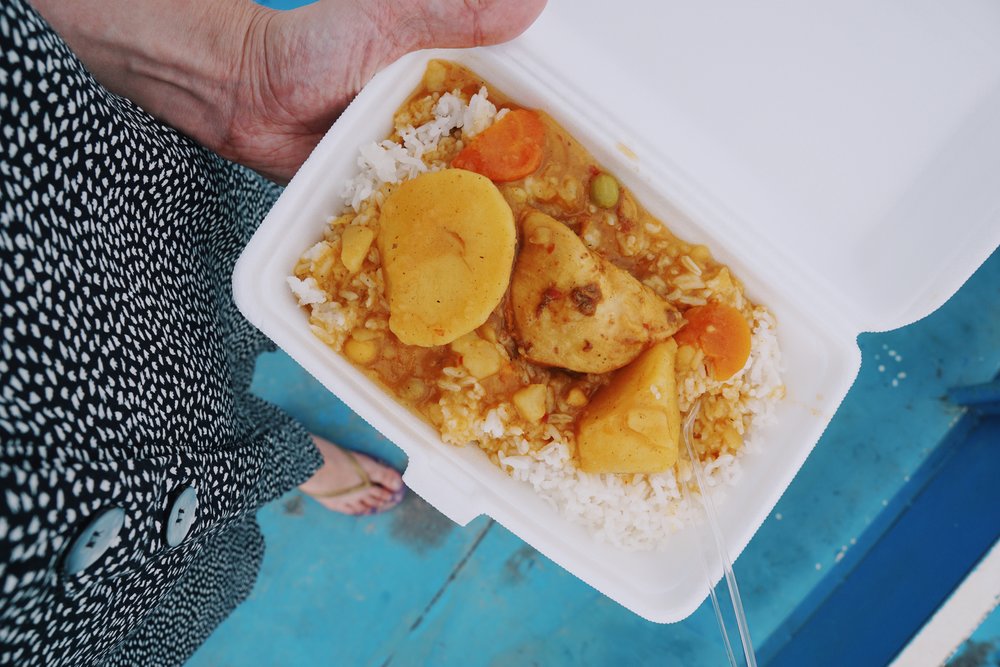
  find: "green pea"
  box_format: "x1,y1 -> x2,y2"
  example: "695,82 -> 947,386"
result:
590,173 -> 620,209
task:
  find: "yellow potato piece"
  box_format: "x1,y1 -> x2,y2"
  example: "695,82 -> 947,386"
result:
576,339 -> 681,474
341,225 -> 375,274
377,169 -> 516,347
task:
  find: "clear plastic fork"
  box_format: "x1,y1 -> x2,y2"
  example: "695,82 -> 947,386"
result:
682,399 -> 758,667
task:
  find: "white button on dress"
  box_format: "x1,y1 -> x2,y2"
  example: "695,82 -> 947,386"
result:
165,486 -> 198,547
63,508 -> 125,575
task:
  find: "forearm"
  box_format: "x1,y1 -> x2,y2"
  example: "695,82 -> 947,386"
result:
29,0 -> 271,154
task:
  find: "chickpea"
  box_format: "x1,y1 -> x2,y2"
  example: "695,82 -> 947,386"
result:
343,337 -> 379,365
401,378 -> 428,402
565,387 -> 589,408
451,333 -> 502,379
462,343 -> 502,379
513,384 -> 547,423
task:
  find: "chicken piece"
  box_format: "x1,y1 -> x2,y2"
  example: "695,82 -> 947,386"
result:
509,211 -> 682,373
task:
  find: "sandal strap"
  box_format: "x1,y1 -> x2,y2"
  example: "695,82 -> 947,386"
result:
305,449 -> 373,499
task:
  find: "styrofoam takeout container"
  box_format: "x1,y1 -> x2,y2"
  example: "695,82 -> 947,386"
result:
234,1 -> 1000,622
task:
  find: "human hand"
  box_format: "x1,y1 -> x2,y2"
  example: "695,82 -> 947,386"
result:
31,0 -> 547,184
227,0 -> 548,183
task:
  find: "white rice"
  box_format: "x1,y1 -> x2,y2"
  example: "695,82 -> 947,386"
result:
286,276 -> 326,305
342,88 -> 502,212
495,314 -> 783,551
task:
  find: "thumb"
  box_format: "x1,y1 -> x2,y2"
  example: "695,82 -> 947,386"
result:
386,0 -> 548,53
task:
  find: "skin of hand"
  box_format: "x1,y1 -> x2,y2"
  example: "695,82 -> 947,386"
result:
29,0 -> 548,183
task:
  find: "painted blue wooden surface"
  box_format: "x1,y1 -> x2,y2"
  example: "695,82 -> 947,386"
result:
765,413 -> 1000,666
187,248 -> 999,666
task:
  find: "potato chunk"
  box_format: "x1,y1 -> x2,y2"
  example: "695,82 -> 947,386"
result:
377,169 -> 516,347
510,211 -> 682,373
576,339 -> 681,474
341,225 -> 374,274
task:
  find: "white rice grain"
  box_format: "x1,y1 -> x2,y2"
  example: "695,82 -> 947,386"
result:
287,276 -> 327,306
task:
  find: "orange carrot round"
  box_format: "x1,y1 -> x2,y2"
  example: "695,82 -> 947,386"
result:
452,109 -> 545,182
675,302 -> 752,381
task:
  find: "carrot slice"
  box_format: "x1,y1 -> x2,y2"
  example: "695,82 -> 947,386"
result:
675,302 -> 752,381
452,109 -> 545,182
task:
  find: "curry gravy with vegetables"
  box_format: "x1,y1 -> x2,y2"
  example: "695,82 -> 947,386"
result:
293,60 -> 763,474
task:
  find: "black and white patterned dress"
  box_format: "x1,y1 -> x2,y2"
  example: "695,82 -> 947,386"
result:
0,2 -> 323,664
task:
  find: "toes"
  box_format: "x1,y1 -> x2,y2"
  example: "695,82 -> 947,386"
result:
366,486 -> 394,504
358,495 -> 383,512
358,483 -> 403,513
317,489 -> 400,516
303,437 -> 406,515
356,454 -> 404,492
369,465 -> 403,493
361,488 -> 400,514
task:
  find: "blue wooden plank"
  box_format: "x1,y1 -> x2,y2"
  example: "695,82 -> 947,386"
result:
738,247 -> 1000,647
188,492 -> 496,667
765,413 -> 1000,667
755,414 -> 980,664
950,379 -> 1000,415
188,352 -> 494,667
381,520 -> 738,667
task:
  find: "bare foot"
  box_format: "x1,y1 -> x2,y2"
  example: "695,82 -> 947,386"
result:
298,435 -> 405,515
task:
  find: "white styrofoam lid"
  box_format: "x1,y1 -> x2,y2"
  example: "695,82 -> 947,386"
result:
512,0 -> 1000,332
